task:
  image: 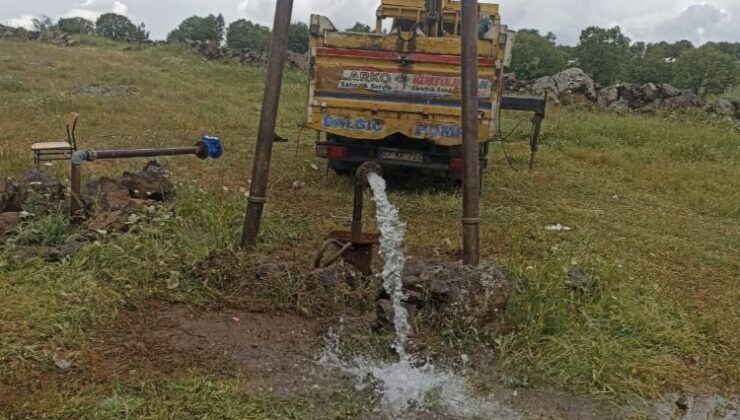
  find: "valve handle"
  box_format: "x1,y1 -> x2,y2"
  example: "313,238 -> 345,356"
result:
196,136 -> 223,159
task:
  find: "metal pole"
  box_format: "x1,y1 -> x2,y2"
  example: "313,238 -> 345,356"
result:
461,0 -> 480,266
241,0 -> 295,248
70,162 -> 83,223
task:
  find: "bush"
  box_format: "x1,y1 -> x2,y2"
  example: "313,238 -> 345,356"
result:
57,17 -> 94,35
226,19 -> 270,51
95,13 -> 148,42
672,47 -> 739,96
168,14 -> 225,43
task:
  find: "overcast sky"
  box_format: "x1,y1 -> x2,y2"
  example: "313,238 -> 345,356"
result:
1,0 -> 739,46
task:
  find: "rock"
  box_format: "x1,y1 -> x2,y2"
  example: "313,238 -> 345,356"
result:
659,83 -> 681,98
641,83 -> 660,102
597,85 -> 619,108
83,177 -> 135,212
711,99 -> 734,116
286,51 -> 309,70
120,161 -> 173,201
0,212 -> 22,244
638,98 -> 663,114
663,91 -> 704,111
607,99 -> 630,114
551,68 -> 597,101
619,83 -> 647,108
531,76 -> 559,102
85,210 -> 127,234
0,179 -> 23,213
48,238 -> 88,261
23,169 -> 65,204
566,271 -> 599,295
73,84 -> 138,96
375,259 -> 510,334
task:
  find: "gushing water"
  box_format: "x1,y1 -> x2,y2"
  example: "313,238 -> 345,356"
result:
317,172 -> 518,418
367,172 -> 410,360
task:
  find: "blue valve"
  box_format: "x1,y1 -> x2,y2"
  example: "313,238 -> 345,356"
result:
200,136 -> 223,159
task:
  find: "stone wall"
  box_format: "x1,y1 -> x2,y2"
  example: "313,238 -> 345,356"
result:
506,68 -> 740,119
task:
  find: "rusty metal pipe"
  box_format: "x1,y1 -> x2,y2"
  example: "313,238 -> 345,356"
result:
241,0 -> 295,249
461,0 -> 480,266
68,139 -> 221,223
70,162 -> 84,223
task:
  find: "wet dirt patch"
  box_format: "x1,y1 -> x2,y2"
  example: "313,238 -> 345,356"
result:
86,303 -> 348,400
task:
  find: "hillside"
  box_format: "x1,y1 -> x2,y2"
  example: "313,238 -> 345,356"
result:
1,39 -> 739,418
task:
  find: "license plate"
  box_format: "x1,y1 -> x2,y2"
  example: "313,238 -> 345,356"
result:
379,149 -> 424,163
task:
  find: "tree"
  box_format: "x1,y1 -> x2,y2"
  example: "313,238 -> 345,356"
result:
672,47 -> 739,96
509,29 -> 567,80
629,43 -> 673,84
95,13 -> 148,41
57,17 -> 95,35
168,14 -> 225,43
32,16 -> 54,31
226,19 -> 271,51
346,22 -> 372,33
287,22 -> 309,53
703,41 -> 740,61
575,26 -> 631,85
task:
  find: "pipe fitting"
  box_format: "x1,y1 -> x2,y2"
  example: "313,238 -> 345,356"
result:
71,149 -> 97,165
355,161 -> 382,187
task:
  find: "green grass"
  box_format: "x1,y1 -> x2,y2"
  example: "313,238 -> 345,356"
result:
0,38 -> 739,416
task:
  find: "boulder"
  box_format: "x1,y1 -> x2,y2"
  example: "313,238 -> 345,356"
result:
659,83 -> 681,98
551,68 -> 597,101
597,85 -> 619,108
83,177 -> 136,212
710,99 -> 734,116
641,83 -> 660,102
120,161 -> 173,201
24,169 -> 65,202
531,76 -> 559,102
375,259 -> 511,334
0,212 -> 22,244
531,68 -> 597,104
0,179 -> 23,213
607,99 -> 630,114
663,91 -> 704,111
638,98 -> 663,114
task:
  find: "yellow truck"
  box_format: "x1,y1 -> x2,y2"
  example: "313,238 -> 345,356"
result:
307,0 -> 543,178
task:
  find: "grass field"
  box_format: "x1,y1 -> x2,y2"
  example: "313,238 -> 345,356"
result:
1,39 -> 739,418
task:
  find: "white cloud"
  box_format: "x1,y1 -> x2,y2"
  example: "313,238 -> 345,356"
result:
63,0 -> 129,21
1,0 -> 738,43
6,14 -> 37,30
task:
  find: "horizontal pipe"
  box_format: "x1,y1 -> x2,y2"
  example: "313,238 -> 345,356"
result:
92,146 -> 203,160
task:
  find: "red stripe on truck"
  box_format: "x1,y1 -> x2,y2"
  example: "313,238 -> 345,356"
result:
316,47 -> 496,66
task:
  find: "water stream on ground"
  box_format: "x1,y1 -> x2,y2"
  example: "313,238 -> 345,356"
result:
318,173 -> 517,418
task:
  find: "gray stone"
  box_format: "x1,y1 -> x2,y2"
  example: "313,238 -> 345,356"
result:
641,83 -> 660,101
120,161 -> 173,201
659,83 -> 681,98
597,85 -> 619,108
663,91 -> 704,111
24,169 -> 65,202
552,68 -> 597,101
566,271 -> 599,294
607,99 -> 630,113
711,99 -> 734,116
0,212 -> 21,244
0,179 -> 23,213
